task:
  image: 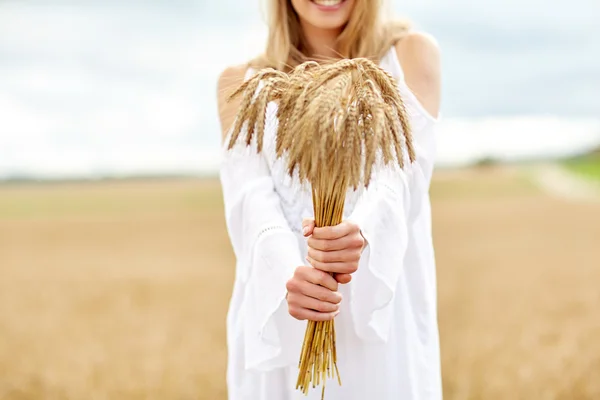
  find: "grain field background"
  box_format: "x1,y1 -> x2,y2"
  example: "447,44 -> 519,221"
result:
0,167 -> 599,399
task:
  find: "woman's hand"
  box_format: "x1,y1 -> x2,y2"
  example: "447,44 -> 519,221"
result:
285,219 -> 365,321
302,218 -> 366,284
286,266 -> 342,321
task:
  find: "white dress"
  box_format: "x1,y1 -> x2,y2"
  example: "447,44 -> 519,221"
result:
219,46 -> 442,400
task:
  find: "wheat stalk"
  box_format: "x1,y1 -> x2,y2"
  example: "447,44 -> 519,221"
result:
226,57 -> 413,399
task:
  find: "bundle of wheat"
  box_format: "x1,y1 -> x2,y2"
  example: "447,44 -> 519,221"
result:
226,57 -> 414,399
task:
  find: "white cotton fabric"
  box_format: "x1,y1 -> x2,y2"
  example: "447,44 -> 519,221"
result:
219,46 -> 442,400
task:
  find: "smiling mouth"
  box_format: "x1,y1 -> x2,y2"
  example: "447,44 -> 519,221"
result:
310,0 -> 345,7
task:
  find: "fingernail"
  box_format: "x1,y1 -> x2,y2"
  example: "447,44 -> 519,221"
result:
302,226 -> 309,236
332,310 -> 340,318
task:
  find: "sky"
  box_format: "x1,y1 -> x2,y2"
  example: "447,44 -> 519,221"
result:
0,0 -> 598,178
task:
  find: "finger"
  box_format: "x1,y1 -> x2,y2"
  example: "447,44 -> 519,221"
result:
307,234 -> 364,252
286,276 -> 342,304
360,233 -> 368,251
308,247 -> 362,264
335,273 -> 352,284
312,221 -> 357,240
302,218 -> 315,237
296,266 -> 338,291
287,292 -> 340,313
288,305 -> 339,322
295,280 -> 343,304
307,256 -> 359,275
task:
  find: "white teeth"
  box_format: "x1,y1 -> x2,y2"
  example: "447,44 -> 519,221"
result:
312,0 -> 343,6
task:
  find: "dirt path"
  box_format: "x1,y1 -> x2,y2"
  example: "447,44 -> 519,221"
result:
530,163 -> 600,202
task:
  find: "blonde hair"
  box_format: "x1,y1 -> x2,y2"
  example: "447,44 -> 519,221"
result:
251,0 -> 410,71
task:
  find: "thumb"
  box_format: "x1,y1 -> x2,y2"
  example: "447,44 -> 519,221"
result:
335,273 -> 352,284
302,218 -> 315,237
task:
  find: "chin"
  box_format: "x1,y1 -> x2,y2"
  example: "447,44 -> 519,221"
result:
293,0 -> 355,30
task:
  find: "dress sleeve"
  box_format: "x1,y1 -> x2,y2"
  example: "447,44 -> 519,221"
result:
219,110 -> 305,371
347,165 -> 412,343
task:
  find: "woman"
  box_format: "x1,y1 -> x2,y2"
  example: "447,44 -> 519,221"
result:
216,0 -> 441,398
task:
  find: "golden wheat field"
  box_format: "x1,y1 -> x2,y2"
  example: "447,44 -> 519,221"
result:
0,167 -> 599,400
